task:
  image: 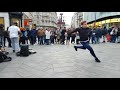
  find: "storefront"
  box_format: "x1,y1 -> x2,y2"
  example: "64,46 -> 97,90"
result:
9,12 -> 23,27
88,18 -> 120,29
24,19 -> 32,29
0,17 -> 4,25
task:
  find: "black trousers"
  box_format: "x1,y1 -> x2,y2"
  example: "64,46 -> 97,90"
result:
51,39 -> 54,44
76,41 -> 97,59
71,36 -> 76,43
4,37 -> 11,47
61,35 -> 65,44
76,39 -> 80,44
21,37 -> 27,44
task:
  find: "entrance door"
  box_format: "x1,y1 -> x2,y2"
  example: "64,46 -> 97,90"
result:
11,18 -> 21,27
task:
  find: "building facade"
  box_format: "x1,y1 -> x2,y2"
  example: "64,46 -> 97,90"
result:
71,12 -> 83,28
22,12 -> 34,29
0,12 -> 23,30
31,12 -> 58,29
83,12 -> 120,28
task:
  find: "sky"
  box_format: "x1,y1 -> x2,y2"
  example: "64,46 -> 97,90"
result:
57,12 -> 75,26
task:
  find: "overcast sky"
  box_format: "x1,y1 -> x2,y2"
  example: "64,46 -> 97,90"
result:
57,12 -> 75,26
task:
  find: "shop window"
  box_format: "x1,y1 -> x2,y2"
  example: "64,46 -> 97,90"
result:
11,18 -> 20,27
0,17 -> 4,25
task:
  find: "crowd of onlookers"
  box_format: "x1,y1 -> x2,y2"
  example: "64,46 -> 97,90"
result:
1,24 -> 120,49
0,22 -> 120,63
89,25 -> 120,44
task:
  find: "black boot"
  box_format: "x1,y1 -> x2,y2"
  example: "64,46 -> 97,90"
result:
95,58 -> 101,63
74,46 -> 77,51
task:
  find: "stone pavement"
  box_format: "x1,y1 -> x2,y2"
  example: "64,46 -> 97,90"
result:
0,42 -> 120,78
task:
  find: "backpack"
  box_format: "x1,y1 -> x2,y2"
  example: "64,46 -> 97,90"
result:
20,44 -> 29,57
16,45 -> 36,57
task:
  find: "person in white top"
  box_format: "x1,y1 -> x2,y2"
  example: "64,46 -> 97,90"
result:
8,22 -> 21,53
45,28 -> 51,45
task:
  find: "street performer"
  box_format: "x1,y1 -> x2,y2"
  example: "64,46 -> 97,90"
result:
71,21 -> 101,63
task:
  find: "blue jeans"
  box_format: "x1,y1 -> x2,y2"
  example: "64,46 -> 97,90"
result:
39,36 -> 44,45
46,39 -> 50,45
112,35 -> 116,43
76,41 -> 97,59
96,37 -> 100,44
11,37 -> 20,52
0,36 -> 4,46
91,36 -> 96,44
117,36 -> 120,42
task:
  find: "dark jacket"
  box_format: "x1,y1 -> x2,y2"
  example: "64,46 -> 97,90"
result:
30,29 -> 37,37
102,28 -> 108,35
71,27 -> 91,41
117,28 -> 120,36
91,29 -> 96,37
61,29 -> 66,36
0,27 -> 4,36
95,28 -> 102,38
3,30 -> 9,37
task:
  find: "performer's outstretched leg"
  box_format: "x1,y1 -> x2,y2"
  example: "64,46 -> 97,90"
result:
74,45 -> 86,51
74,42 -> 101,62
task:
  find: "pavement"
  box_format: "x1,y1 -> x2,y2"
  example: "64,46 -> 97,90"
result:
0,42 -> 120,78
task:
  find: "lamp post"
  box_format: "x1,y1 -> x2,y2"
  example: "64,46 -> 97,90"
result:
60,13 -> 63,28
95,12 -> 97,27
60,13 -> 63,22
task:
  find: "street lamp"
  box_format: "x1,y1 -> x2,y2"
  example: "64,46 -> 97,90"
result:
60,13 -> 63,22
95,12 -> 97,27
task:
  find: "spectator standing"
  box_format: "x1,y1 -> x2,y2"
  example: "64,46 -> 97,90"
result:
8,22 -> 21,53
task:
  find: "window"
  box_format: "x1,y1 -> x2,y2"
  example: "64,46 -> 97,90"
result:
11,18 -> 20,27
0,17 -> 4,25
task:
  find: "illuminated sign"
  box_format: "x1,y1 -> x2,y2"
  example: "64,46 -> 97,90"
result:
106,19 -> 110,23
102,21 -> 105,24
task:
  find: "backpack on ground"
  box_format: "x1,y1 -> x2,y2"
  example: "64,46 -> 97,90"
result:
16,45 -> 37,57
20,44 -> 29,56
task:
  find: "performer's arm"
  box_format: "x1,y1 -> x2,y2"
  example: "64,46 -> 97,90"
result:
71,28 -> 80,34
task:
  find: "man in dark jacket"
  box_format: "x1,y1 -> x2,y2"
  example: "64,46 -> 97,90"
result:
4,27 -> 11,47
71,21 -> 101,63
102,26 -> 108,43
117,27 -> 120,43
91,27 -> 97,44
95,26 -> 102,44
30,28 -> 37,45
0,24 -> 4,46
61,27 -> 66,45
